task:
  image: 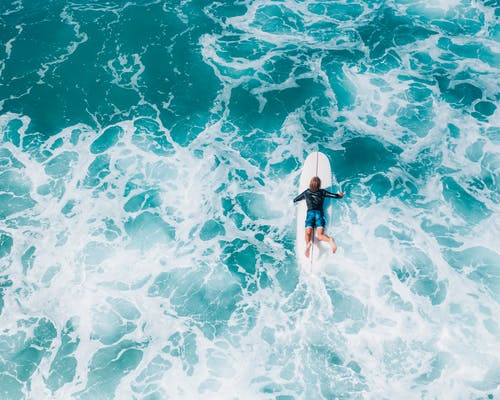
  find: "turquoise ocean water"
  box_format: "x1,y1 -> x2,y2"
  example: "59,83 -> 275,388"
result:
1,0 -> 499,399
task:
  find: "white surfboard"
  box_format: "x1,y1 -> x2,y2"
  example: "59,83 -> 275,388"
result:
296,152 -> 333,272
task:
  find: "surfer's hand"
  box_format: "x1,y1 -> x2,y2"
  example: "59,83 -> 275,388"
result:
338,192 -> 344,198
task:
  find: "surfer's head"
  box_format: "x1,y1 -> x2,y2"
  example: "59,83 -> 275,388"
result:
309,176 -> 321,191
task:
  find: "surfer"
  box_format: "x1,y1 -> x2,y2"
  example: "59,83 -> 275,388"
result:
293,176 -> 344,257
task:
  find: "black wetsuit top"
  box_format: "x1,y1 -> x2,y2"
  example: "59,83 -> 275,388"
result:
293,189 -> 341,211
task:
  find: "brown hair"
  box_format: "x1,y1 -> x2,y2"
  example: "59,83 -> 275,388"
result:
309,176 -> 321,191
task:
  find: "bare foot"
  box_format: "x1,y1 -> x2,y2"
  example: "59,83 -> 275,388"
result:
305,242 -> 312,258
330,238 -> 337,254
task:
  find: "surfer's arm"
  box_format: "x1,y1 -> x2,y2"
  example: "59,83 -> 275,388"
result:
324,190 -> 344,199
293,190 -> 307,203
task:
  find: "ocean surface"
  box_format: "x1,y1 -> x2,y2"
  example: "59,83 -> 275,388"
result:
0,0 -> 499,399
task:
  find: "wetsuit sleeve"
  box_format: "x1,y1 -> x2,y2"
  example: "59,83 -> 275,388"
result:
293,190 -> 307,203
323,189 -> 342,199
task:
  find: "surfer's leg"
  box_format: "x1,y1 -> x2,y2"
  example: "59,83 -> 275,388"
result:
305,227 -> 313,257
316,227 -> 337,254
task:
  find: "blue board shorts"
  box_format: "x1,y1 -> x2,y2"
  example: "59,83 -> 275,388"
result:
305,210 -> 325,228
